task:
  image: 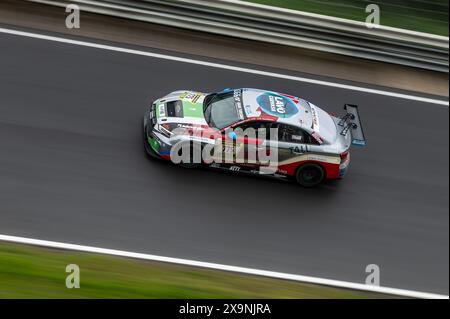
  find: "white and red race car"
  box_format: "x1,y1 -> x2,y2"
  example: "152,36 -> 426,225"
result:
143,88 -> 365,187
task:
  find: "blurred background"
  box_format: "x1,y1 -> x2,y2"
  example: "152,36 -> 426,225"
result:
246,0 -> 449,35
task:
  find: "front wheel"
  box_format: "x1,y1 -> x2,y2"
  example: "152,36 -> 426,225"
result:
174,142 -> 202,169
295,163 -> 325,187
143,122 -> 161,160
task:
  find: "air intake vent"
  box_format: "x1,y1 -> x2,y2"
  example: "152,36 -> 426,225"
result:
166,101 -> 184,118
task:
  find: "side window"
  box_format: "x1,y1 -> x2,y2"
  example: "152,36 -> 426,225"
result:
234,121 -> 270,140
271,123 -> 318,145
304,132 -> 320,145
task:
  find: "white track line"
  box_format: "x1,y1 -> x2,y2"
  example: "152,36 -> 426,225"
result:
0,234 -> 448,299
0,27 -> 448,106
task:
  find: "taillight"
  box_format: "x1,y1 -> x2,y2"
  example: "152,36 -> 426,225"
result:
340,151 -> 349,162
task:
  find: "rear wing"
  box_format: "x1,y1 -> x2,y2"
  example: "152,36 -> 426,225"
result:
338,104 -> 366,146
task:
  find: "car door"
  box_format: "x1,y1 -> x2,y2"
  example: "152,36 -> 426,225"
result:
226,121 -> 271,166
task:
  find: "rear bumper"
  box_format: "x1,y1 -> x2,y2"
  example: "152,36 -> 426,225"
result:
339,167 -> 348,177
338,152 -> 351,178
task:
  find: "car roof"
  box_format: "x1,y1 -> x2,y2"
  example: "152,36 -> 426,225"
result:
239,88 -> 314,131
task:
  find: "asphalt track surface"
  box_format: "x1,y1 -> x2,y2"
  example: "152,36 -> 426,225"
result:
0,29 -> 448,294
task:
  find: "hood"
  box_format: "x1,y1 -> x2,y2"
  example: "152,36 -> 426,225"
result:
155,90 -> 208,126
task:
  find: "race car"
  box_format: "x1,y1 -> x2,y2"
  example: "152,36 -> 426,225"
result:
143,88 -> 365,187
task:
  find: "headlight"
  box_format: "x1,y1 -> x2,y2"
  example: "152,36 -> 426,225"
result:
150,103 -> 157,126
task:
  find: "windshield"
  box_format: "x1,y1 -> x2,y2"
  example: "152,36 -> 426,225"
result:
203,92 -> 239,129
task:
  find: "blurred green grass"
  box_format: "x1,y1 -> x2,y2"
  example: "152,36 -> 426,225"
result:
0,242 -> 395,298
245,0 -> 449,36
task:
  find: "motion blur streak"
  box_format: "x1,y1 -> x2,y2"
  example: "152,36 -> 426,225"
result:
0,27 -> 448,106
0,28 -> 448,294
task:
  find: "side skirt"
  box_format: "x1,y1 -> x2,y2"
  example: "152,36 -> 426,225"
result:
205,162 -> 289,181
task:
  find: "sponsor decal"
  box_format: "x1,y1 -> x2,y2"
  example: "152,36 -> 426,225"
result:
217,139 -> 244,156
306,154 -> 340,164
234,89 -> 245,120
253,108 -> 279,121
192,94 -> 201,104
244,104 -> 253,117
170,123 -> 207,139
149,137 -> 160,153
291,135 -> 303,142
158,104 -> 166,118
174,123 -> 207,130
310,104 -> 320,131
289,145 -> 307,154
307,155 -> 327,162
180,92 -> 205,104
311,131 -> 324,144
256,92 -> 298,118
176,123 -> 194,129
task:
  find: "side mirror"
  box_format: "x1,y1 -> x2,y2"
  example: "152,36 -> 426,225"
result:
228,131 -> 237,140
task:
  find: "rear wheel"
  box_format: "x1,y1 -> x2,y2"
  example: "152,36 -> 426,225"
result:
295,163 -> 325,187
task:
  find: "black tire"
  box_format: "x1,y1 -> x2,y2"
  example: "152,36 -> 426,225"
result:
175,142 -> 201,169
295,163 -> 325,187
